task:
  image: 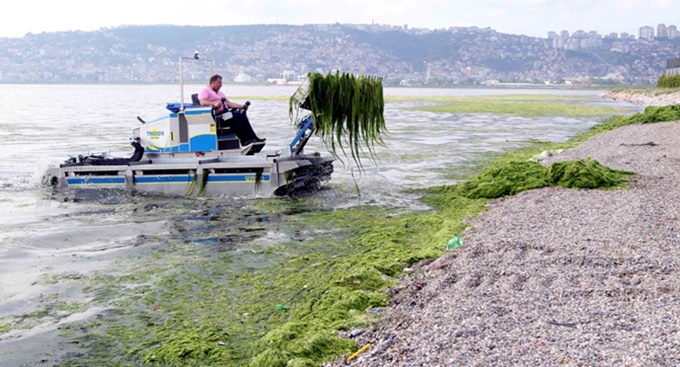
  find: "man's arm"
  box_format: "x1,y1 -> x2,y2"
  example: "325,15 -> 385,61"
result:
224,99 -> 247,109
200,98 -> 221,108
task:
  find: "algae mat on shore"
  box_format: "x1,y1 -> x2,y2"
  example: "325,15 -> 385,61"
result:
51,161 -> 633,367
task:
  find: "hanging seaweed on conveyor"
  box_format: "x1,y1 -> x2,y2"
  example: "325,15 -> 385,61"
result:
289,71 -> 387,172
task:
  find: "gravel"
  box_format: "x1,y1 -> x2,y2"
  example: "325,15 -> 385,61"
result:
326,121 -> 680,367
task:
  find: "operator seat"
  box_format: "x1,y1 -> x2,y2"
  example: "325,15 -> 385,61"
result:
196,94 -> 240,150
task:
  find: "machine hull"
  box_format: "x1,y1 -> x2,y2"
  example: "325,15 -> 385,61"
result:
45,154 -> 333,197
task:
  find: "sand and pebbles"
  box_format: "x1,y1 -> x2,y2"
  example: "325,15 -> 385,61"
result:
601,90 -> 680,107
327,97 -> 680,366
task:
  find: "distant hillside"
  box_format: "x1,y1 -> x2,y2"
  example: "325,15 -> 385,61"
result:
0,24 -> 677,85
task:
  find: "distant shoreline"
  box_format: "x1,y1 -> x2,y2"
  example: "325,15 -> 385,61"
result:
602,89 -> 680,106
0,82 -> 650,90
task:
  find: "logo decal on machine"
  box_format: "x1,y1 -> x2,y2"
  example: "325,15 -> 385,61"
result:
147,129 -> 165,140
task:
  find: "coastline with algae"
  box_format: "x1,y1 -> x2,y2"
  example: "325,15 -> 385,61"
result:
1,94 -> 674,366
325,99 -> 680,365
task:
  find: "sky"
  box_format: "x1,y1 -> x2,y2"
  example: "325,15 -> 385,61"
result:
0,0 -> 677,39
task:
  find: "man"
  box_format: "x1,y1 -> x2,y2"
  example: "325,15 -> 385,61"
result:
199,74 -> 265,146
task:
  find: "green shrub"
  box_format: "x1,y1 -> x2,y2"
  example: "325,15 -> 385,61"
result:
657,74 -> 680,88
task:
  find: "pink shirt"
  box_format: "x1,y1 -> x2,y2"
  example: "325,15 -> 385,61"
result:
198,85 -> 227,113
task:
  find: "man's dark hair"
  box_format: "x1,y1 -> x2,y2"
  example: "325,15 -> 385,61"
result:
210,74 -> 222,83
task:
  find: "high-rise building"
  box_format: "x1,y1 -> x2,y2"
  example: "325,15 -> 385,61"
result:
669,25 -> 679,39
657,23 -> 668,38
639,26 -> 654,40
552,37 -> 565,49
666,58 -> 680,76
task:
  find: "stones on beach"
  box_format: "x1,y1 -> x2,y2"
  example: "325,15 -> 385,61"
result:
325,122 -> 680,367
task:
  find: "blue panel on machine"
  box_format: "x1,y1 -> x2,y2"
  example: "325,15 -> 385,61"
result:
135,176 -> 193,184
67,177 -> 126,185
208,174 -> 270,182
190,134 -> 217,151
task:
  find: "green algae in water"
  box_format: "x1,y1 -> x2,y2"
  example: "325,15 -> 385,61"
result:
59,200 -> 485,367
401,95 -> 629,117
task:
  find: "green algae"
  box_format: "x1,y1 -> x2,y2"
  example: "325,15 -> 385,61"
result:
426,157 -> 632,201
621,104 -> 680,124
548,159 -> 633,189
0,322 -> 10,334
610,88 -> 679,96
56,199 -> 485,367
393,94 -> 630,117
385,94 -> 593,102
49,96 -> 672,367
461,160 -> 549,199
9,300 -> 88,332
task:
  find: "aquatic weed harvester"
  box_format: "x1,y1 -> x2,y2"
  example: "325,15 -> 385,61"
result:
43,56 -> 334,197
44,56 -> 386,197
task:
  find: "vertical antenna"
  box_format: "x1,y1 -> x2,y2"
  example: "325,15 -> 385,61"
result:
179,56 -> 185,111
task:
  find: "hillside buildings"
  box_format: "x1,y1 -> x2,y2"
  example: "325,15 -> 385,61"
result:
0,23 -> 677,85
548,23 -> 679,51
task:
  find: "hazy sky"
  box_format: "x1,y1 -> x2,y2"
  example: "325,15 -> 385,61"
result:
1,0 -> 677,38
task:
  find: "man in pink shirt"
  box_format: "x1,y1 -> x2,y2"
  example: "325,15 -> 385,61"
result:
199,74 -> 265,146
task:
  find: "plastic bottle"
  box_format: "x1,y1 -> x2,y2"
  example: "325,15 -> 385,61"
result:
447,235 -> 463,249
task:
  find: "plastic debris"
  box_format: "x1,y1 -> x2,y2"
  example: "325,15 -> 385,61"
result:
347,343 -> 371,362
349,328 -> 364,338
276,304 -> 289,311
447,235 -> 463,249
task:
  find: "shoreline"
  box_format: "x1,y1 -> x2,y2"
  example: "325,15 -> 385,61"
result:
327,102 -> 680,365
601,89 -> 680,106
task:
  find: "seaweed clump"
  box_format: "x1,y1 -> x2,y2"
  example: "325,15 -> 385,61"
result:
461,161 -> 549,199
289,71 -> 387,171
455,158 -> 633,199
623,104 -> 680,124
547,158 -> 633,189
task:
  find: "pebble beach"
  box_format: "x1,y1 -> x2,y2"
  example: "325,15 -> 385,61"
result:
327,97 -> 680,366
